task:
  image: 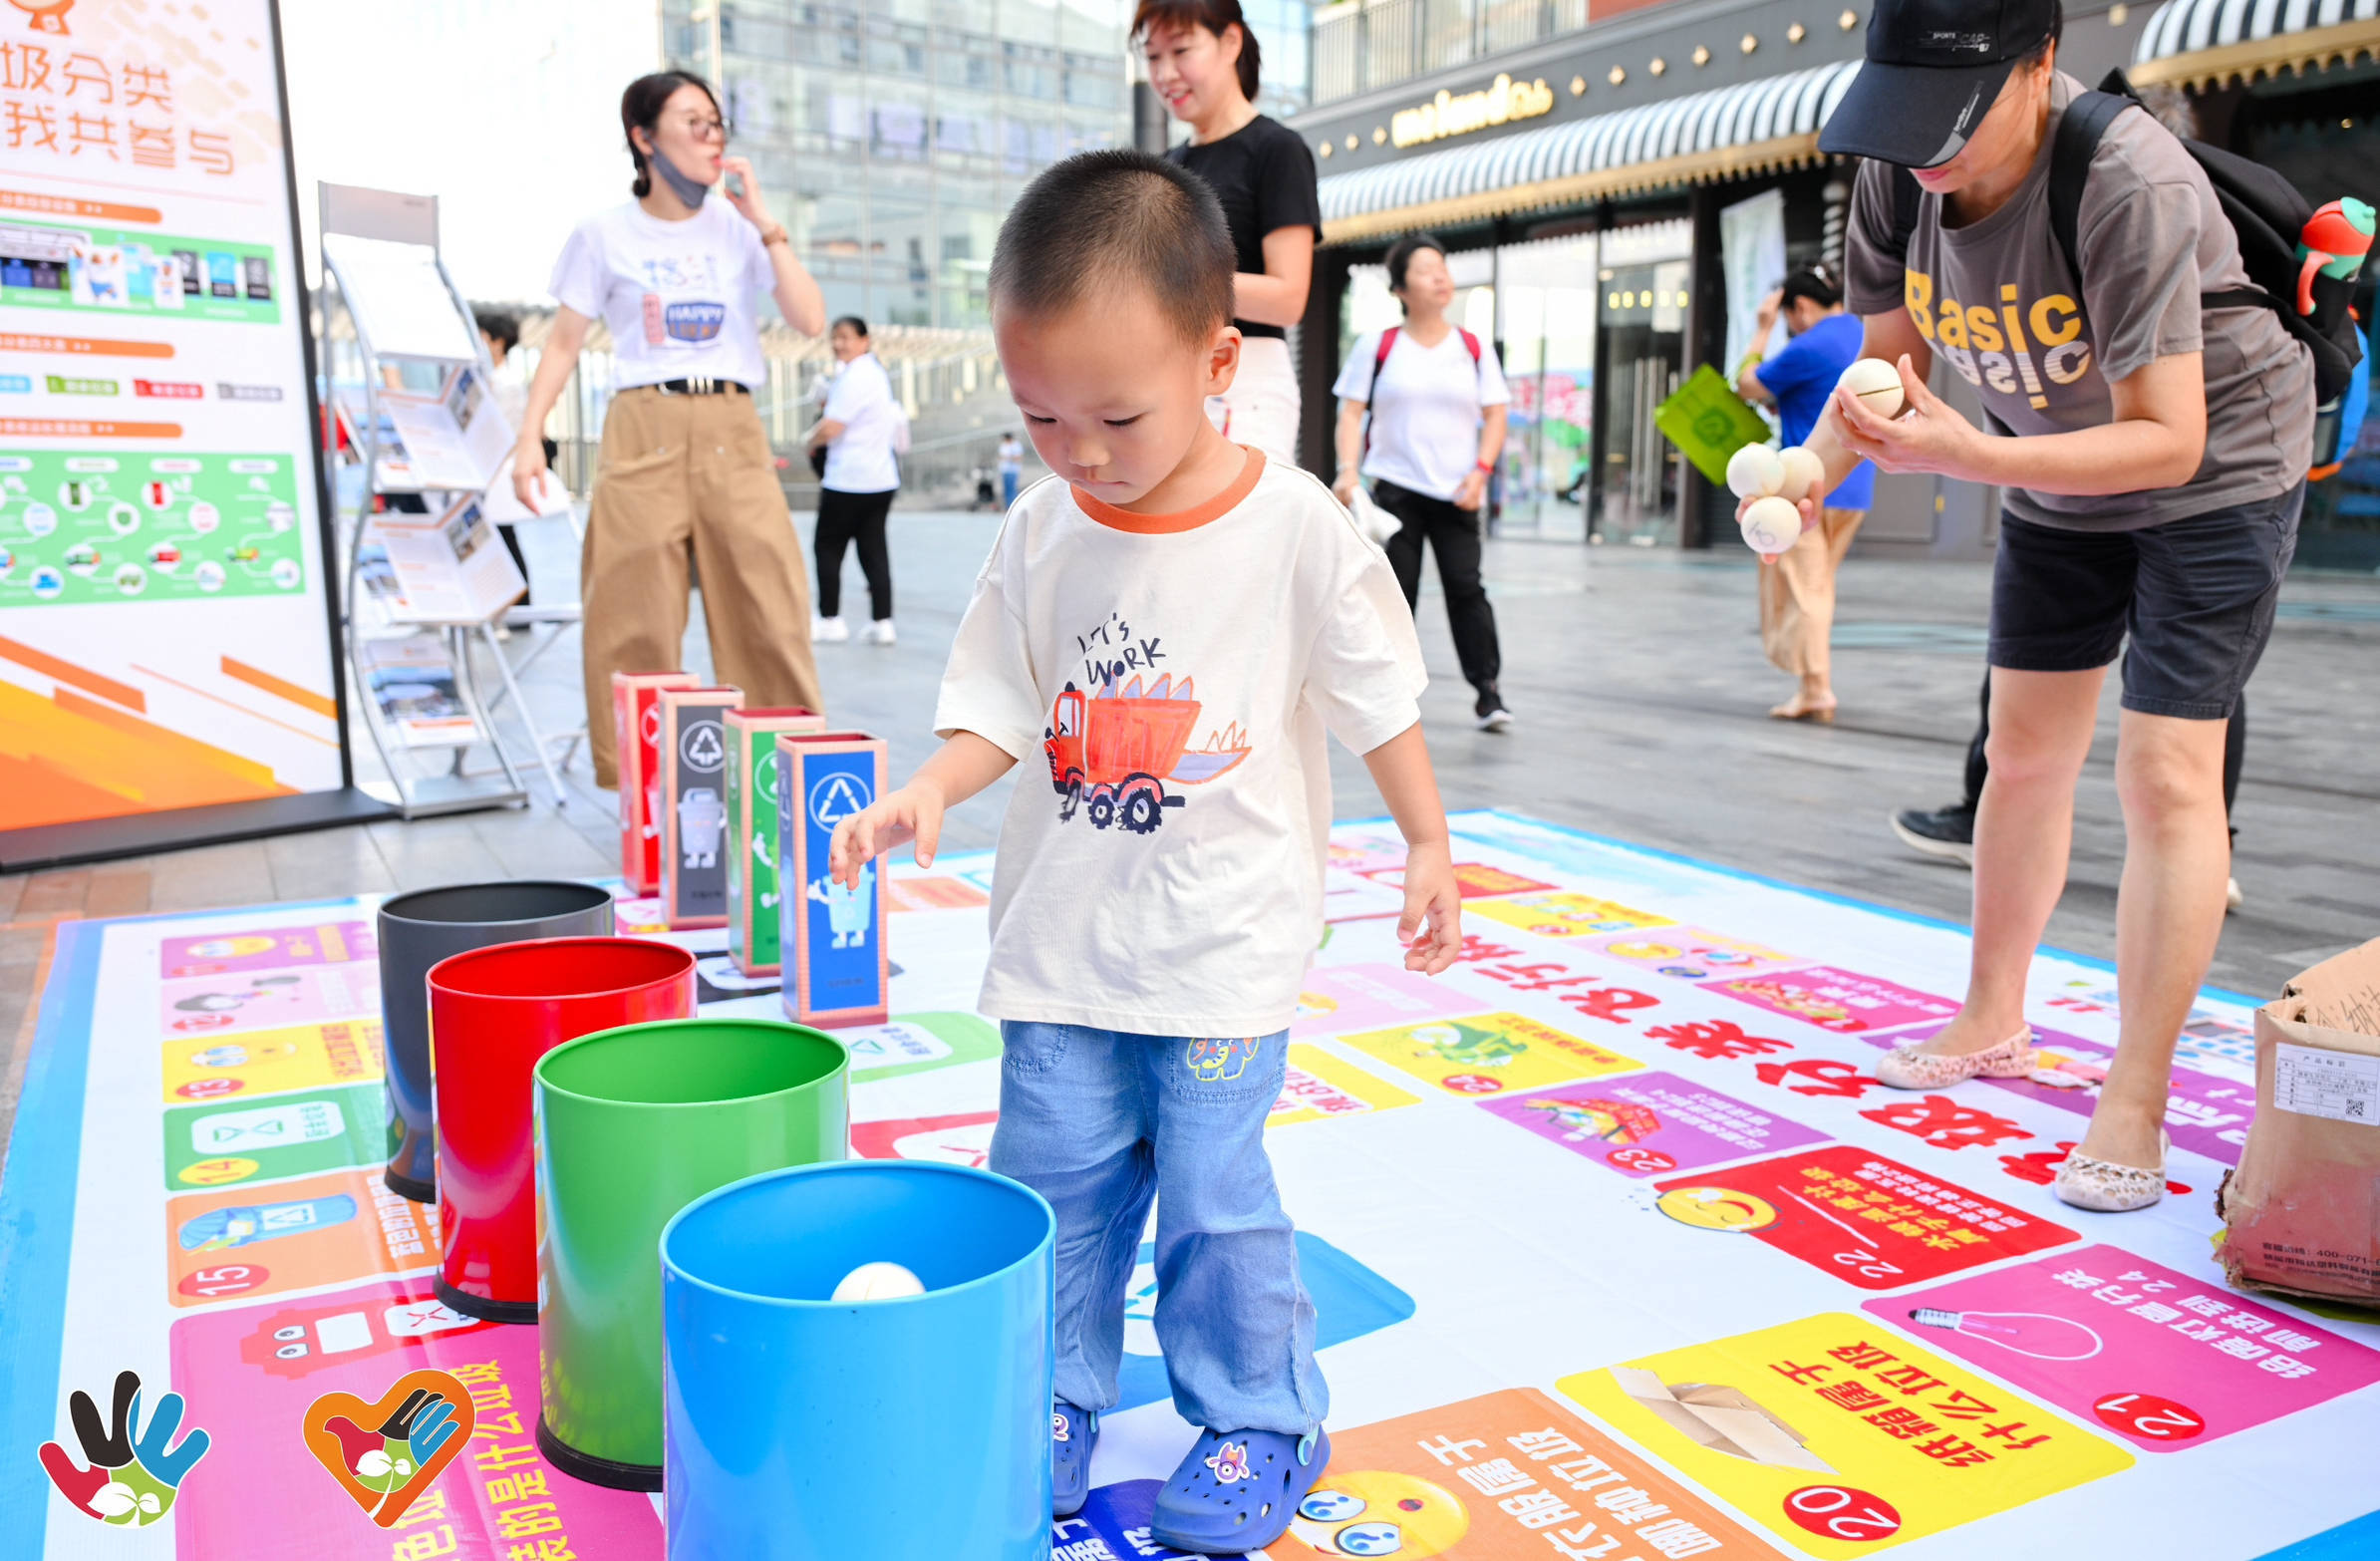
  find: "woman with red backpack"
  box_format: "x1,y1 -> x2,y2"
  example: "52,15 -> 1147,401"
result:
1332,234 -> 1514,732
1763,0 -> 2329,1212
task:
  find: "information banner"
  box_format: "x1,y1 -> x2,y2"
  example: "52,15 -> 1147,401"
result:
0,0 -> 350,845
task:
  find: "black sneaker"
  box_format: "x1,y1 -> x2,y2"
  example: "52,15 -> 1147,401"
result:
1891,802 -> 1975,866
1475,686 -> 1514,733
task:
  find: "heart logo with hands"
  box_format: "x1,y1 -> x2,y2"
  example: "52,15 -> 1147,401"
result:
302,1369 -> 475,1527
39,1369 -> 212,1526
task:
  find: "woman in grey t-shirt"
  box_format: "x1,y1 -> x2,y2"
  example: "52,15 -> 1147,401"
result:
1762,0 -> 2311,1214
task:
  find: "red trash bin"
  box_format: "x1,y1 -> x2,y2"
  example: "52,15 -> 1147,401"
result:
428,936 -> 697,1322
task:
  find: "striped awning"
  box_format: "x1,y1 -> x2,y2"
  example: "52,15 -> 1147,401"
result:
1317,61 -> 1862,244
2130,0 -> 2380,88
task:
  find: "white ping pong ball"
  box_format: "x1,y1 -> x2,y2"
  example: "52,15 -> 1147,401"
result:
1838,357 -> 1907,419
1725,443 -> 1786,500
832,1261 -> 926,1301
1740,496 -> 1804,555
1776,447 -> 1828,503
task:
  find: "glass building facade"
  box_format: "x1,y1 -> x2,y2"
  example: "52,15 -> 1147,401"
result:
660,0 -> 1319,329
662,0 -> 1138,329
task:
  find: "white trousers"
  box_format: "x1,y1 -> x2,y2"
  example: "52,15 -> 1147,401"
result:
1207,335 -> 1303,468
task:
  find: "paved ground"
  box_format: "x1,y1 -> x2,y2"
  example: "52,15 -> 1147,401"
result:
6,510 -> 2378,1164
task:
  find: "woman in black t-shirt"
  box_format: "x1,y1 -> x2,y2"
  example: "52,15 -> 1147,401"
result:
1138,0 -> 1320,466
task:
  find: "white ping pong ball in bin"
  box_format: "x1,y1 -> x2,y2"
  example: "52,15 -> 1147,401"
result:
1838,357 -> 1907,419
1740,496 -> 1804,555
1776,447 -> 1828,503
1725,443 -> 1786,500
832,1261 -> 926,1301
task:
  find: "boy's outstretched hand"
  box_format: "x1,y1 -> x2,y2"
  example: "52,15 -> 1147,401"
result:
1397,839 -> 1462,974
829,782 -> 945,888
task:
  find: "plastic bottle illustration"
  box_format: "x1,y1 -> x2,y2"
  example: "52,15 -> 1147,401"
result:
1908,1307 -> 2104,1362
178,1193 -> 359,1252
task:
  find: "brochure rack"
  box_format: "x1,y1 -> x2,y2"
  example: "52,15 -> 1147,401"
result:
314,183 -> 564,816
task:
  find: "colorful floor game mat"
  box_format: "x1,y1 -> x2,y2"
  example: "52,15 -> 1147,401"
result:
3,809 -> 2375,1559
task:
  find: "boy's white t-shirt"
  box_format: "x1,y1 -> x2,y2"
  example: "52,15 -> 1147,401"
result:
1332,326 -> 1511,503
821,352 -> 902,493
548,200 -> 771,390
934,449 -> 1427,1036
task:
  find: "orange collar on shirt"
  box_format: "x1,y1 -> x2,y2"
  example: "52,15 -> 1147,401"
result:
1071,448 -> 1265,534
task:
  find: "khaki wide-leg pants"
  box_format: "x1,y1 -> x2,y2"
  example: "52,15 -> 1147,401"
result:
581,386 -> 825,786
1759,504 -> 1867,678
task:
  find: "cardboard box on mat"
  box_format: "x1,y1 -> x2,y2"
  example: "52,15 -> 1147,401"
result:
2219,935 -> 2380,1305
1609,1367 -> 1834,1472
657,687 -> 744,930
612,671 -> 698,895
776,730 -> 889,1029
724,707 -> 828,977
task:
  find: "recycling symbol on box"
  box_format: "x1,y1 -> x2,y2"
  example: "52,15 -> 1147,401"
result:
681,720 -> 726,774
808,771 -> 871,831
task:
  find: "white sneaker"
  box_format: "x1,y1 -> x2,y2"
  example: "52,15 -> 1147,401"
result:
811,615 -> 849,643
864,618 -> 896,646
2226,875 -> 2243,914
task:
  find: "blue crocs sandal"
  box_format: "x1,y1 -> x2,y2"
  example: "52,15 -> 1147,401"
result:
1149,1426 -> 1332,1554
1051,1402 -> 1098,1517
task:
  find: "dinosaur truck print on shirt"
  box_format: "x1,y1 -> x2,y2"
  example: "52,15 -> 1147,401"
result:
1043,673 -> 1252,835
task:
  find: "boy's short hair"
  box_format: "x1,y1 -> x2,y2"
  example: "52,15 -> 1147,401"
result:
990,150 -> 1235,347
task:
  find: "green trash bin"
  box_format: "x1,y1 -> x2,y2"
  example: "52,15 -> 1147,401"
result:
532,1017 -> 849,1489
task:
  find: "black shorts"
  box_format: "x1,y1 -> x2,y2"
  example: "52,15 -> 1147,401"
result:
1988,482 -> 2302,721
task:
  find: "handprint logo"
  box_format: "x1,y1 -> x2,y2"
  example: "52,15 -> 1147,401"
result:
303,1369 -> 475,1527
38,1369 -> 211,1526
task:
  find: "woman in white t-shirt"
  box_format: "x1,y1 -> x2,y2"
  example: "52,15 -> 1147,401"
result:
1332,234 -> 1513,731
804,316 -> 901,645
510,70 -> 828,789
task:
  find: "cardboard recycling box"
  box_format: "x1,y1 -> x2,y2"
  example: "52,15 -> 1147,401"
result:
612,671 -> 698,895
1608,1368 -> 1833,1472
2220,935 -> 2380,1304
775,730 -> 889,1029
657,686 -> 744,930
723,707 -> 828,977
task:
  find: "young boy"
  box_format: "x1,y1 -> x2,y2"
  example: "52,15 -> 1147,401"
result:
828,150 -> 1463,1553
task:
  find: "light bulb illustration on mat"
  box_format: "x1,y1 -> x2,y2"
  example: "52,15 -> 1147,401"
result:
1908,1307 -> 2104,1362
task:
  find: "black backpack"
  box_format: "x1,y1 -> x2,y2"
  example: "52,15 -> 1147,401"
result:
1889,69 -> 2365,405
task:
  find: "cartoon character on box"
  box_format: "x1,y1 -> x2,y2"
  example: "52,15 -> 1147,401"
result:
679,785 -> 725,869
807,864 -> 874,948
1407,1020 -> 1525,1069
238,1293 -> 492,1381
1287,1471 -> 1470,1556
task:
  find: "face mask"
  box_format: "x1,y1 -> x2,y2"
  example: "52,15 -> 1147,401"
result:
648,146 -> 712,208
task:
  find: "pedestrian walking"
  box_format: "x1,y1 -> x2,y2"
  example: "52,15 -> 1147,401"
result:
807,316 -> 903,646
1767,0 -> 2316,1211
1332,233 -> 1514,732
512,70 -> 827,788
1141,0 -> 1318,467
1735,265 -> 1876,722
998,431 -> 1025,509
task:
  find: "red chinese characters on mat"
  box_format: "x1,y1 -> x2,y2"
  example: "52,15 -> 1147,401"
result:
1654,1146 -> 2078,1291
1450,940 -> 1664,1029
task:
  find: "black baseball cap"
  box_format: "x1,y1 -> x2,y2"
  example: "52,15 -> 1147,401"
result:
1818,0 -> 2059,168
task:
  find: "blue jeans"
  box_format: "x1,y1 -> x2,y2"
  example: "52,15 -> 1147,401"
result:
1001,469 -> 1021,509
989,1023 -> 1326,1435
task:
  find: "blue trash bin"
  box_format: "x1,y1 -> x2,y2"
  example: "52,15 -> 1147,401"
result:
661,1160 -> 1055,1559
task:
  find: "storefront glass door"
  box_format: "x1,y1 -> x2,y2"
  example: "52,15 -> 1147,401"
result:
1493,235 -> 1597,540
1591,221 -> 1692,547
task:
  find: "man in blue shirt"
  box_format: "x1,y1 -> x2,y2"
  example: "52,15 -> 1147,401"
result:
1737,265 -> 1877,722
